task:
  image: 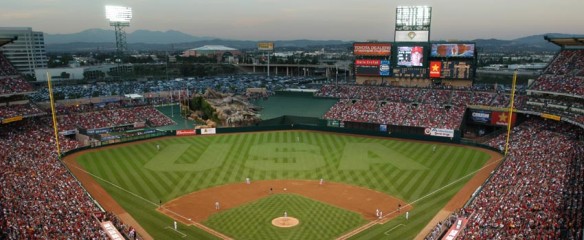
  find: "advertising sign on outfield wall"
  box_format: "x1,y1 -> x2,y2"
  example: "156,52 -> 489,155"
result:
176,129 -> 197,136
200,128 -> 217,135
424,128 -> 454,138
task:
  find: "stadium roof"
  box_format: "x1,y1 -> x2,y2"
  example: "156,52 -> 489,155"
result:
191,45 -> 238,51
544,34 -> 584,48
0,35 -> 17,48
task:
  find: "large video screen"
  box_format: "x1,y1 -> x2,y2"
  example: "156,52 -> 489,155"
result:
431,43 -> 475,58
396,46 -> 425,67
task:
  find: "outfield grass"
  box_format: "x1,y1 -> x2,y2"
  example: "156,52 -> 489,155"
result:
205,194 -> 366,240
76,131 -> 491,239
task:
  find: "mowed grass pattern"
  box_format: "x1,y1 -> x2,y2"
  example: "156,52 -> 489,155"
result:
76,131 -> 491,240
205,194 -> 366,240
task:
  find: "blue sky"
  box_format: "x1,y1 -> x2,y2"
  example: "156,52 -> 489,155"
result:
1,0 -> 583,41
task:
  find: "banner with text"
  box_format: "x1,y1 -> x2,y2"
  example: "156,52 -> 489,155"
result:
353,43 -> 391,56
257,42 -> 274,51
470,110 -> 491,123
176,129 -> 197,136
424,128 -> 454,138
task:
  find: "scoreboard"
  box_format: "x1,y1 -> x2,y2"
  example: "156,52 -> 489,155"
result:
430,60 -> 473,80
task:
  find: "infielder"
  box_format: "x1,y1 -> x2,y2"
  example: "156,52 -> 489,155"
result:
215,201 -> 220,210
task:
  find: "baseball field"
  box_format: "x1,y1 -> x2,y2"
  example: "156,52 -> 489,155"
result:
66,130 -> 499,239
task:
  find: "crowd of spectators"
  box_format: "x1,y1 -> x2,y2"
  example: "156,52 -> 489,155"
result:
0,53 -> 18,77
0,102 -> 46,120
455,119 -> 583,239
0,76 -> 33,95
0,53 -> 32,95
318,84 -> 520,129
0,118 -> 102,239
531,49 -> 584,96
57,105 -> 176,131
543,50 -> 584,76
531,75 -> 584,97
0,118 -> 141,239
322,99 -> 466,129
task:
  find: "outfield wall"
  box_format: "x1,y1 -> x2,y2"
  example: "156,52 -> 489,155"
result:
62,115 -> 501,158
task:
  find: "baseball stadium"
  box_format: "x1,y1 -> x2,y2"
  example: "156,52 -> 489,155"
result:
1,6 -> 584,240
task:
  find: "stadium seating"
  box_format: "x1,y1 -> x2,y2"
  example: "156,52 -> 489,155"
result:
0,102 -> 46,119
318,85 -> 515,130
459,119 -> 583,239
0,118 -> 143,239
530,49 -> 584,96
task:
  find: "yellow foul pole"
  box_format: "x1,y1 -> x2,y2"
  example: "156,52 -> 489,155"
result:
47,73 -> 62,157
504,70 -> 518,156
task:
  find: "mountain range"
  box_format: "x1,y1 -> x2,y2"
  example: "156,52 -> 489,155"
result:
44,28 -> 578,53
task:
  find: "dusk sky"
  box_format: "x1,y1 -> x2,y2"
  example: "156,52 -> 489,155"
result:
2,0 -> 583,41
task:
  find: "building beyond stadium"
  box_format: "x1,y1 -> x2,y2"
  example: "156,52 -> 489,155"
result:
181,45 -> 241,63
0,27 -> 48,76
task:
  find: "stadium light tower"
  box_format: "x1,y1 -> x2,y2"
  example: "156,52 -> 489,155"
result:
105,5 -> 132,61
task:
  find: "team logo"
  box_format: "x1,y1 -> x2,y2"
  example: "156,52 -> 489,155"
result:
408,31 -> 416,40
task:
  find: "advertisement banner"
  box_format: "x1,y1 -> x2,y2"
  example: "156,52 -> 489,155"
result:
355,59 -> 381,66
176,129 -> 197,136
257,42 -> 274,51
353,43 -> 391,56
490,111 -> 517,126
424,128 -> 454,138
379,60 -> 390,76
395,31 -> 429,42
59,129 -> 78,135
200,128 -> 217,135
355,59 -> 382,76
379,124 -> 387,132
471,110 -> 490,123
429,61 -> 441,78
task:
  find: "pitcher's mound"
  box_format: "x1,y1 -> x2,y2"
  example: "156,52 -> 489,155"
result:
271,217 -> 300,228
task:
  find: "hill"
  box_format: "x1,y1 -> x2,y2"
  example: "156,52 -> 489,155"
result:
44,29 -> 582,53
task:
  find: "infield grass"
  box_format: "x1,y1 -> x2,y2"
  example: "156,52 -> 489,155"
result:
75,130 -> 492,239
205,194 -> 366,240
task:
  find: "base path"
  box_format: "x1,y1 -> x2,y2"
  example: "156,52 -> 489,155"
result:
159,180 -> 411,224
